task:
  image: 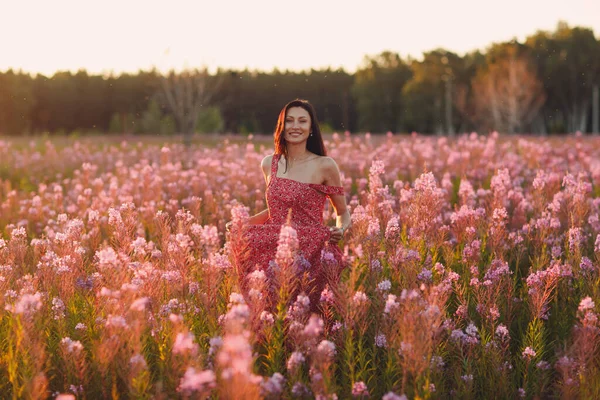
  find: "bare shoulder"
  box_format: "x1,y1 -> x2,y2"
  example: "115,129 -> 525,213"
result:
261,154 -> 274,173
318,156 -> 342,186
318,156 -> 340,173
261,154 -> 274,167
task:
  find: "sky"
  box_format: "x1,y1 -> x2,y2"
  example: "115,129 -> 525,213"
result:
2,0 -> 599,76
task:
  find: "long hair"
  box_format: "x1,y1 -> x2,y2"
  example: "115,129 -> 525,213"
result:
273,99 -> 326,172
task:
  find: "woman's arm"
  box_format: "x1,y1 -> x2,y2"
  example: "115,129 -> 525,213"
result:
321,157 -> 352,242
248,209 -> 269,225
227,155 -> 273,231
246,156 -> 273,225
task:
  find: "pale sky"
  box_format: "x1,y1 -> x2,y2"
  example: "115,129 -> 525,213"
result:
2,0 -> 599,76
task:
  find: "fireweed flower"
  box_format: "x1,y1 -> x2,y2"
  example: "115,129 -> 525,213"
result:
578,297 -> 595,312
52,297 -> 65,320
384,294 -> 399,314
287,351 -> 305,373
382,392 -> 408,400
303,315 -> 324,338
130,354 -> 147,369
352,291 -> 368,306
288,294 -> 311,320
260,311 -> 274,325
365,260 -> 381,275
292,382 -> 311,397
177,367 -> 216,396
430,355 -> 445,370
316,340 -> 336,360
568,227 -> 583,252
276,225 -> 299,267
385,216 -> 400,239
320,286 -> 335,304
375,333 -> 388,348
522,347 -> 537,360
580,257 -> 595,274
60,337 -> 83,354
352,381 -> 369,398
366,217 -> 381,238
377,280 -> 391,292
217,332 -> 255,380
8,292 -> 43,316
173,332 -> 199,356
208,336 -> 223,357
130,297 -> 150,312
261,372 -> 285,397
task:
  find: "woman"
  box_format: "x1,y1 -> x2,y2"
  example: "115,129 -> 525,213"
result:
229,99 -> 351,309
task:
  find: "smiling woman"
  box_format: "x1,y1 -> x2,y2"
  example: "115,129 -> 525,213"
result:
228,99 -> 352,311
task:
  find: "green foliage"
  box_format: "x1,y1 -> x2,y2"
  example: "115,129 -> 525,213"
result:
195,106 -> 225,134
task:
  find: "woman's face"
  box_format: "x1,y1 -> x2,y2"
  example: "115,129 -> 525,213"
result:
284,107 -> 311,144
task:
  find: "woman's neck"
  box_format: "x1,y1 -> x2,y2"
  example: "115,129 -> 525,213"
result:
286,143 -> 309,160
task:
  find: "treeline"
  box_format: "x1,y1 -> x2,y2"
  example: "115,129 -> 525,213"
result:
1,22 -> 599,136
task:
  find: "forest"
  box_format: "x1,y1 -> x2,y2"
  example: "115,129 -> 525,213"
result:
0,22 -> 598,136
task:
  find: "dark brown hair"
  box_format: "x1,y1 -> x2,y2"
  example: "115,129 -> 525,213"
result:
273,99 -> 326,172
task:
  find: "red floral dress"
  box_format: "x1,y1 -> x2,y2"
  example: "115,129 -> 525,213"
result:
237,154 -> 346,306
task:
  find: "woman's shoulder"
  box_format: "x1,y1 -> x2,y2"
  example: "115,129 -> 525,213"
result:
316,155 -> 339,171
261,154 -> 275,166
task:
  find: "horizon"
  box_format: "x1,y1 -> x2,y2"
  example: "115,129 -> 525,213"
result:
2,0 -> 599,77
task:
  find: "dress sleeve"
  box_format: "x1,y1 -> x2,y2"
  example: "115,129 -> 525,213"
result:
309,184 -> 345,197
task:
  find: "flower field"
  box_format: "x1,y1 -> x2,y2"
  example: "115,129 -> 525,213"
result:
1,132 -> 600,399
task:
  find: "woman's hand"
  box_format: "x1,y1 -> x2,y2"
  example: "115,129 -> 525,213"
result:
329,226 -> 345,243
225,221 -> 233,232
